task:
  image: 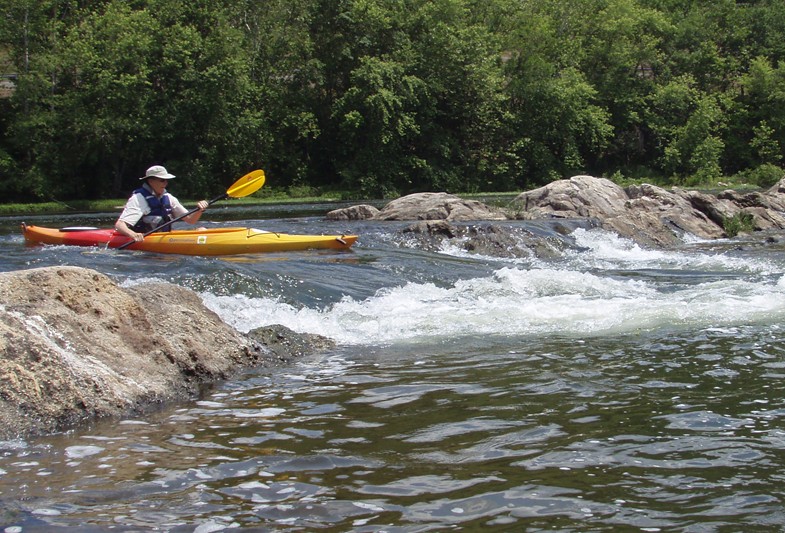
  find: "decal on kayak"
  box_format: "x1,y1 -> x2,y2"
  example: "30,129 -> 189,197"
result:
165,237 -> 206,244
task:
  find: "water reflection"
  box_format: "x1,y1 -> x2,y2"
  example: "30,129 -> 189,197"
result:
0,327 -> 783,530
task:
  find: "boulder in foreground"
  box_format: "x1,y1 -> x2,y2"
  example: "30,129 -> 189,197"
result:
0,266 -> 325,439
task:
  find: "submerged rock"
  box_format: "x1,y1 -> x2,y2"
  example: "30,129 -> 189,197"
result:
247,324 -> 335,363
401,219 -> 599,259
0,266 -> 331,439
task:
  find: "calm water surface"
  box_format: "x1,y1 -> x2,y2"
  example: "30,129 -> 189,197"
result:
1,207 -> 785,531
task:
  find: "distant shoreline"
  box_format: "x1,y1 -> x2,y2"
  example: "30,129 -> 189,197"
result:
0,191 -> 525,218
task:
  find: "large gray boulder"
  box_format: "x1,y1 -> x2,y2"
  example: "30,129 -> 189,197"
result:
513,176 -> 724,246
325,204 -> 380,221
512,174 -> 629,219
377,192 -> 508,221
0,266 -> 327,439
327,192 -> 507,222
514,175 -> 785,246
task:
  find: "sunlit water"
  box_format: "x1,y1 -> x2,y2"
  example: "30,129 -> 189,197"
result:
1,208 -> 785,531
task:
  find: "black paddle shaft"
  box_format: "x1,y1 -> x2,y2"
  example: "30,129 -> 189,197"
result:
116,192 -> 227,250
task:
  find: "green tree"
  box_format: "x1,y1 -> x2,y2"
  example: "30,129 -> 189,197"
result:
575,0 -> 670,174
750,122 -> 782,166
228,0 -> 317,189
113,0 -> 261,196
305,0 -> 511,196
647,74 -> 729,183
749,0 -> 785,60
0,0 -> 89,199
53,3 -> 159,197
416,1 -> 512,193
501,0 -> 612,185
2,0 -> 785,200
333,56 -> 427,197
739,57 -> 785,152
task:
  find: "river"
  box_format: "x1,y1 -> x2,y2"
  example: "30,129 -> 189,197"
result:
0,204 -> 784,531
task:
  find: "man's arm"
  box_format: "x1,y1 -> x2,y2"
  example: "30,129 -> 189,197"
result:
114,219 -> 144,242
181,200 -> 209,224
115,194 -> 145,241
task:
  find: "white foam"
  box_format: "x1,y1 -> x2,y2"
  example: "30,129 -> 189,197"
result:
202,261 -> 785,345
568,227 -> 778,274
65,445 -> 104,459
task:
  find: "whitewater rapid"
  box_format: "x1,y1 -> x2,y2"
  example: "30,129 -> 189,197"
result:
201,228 -> 785,345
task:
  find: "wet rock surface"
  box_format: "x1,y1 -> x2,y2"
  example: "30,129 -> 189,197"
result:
0,267 -> 331,439
401,219 -> 600,259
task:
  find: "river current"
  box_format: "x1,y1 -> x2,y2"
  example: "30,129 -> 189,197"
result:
1,204 -> 785,531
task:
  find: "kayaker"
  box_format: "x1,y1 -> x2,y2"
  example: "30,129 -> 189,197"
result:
115,165 -> 209,242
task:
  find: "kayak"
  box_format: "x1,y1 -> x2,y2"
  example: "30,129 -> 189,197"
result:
21,224 -> 357,256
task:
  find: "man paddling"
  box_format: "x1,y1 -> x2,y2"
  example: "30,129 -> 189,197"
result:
115,165 -> 209,243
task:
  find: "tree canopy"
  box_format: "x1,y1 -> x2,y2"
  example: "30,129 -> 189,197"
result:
1,0 -> 784,201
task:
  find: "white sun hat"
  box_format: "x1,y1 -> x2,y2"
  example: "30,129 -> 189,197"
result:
142,165 -> 176,180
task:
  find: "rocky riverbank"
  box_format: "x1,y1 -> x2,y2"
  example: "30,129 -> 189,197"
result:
328,175 -> 785,247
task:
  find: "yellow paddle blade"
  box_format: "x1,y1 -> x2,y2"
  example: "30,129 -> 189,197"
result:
226,169 -> 265,198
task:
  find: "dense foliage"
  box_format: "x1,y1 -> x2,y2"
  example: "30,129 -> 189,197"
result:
1,0 -> 784,201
